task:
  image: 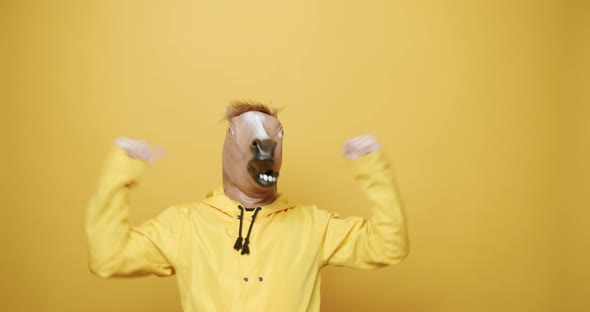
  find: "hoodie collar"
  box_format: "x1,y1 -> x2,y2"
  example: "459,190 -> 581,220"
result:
202,187 -> 294,218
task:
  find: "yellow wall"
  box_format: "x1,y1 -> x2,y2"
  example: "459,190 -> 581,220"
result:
566,2 -> 590,311
2,1 -> 587,311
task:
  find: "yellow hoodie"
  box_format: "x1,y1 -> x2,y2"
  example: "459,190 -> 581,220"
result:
86,147 -> 408,312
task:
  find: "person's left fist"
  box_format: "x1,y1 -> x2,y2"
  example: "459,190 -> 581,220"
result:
341,134 -> 381,160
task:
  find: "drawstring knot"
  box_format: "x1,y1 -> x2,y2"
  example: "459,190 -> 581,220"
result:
233,205 -> 261,255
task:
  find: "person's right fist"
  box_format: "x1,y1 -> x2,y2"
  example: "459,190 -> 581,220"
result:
114,137 -> 167,164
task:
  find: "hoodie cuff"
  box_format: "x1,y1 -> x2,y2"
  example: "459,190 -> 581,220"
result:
97,146 -> 149,190
349,150 -> 386,175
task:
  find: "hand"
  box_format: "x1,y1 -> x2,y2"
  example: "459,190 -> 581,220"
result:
114,137 -> 167,164
341,134 -> 381,160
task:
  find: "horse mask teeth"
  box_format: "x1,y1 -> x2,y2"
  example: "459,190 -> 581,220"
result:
222,107 -> 283,197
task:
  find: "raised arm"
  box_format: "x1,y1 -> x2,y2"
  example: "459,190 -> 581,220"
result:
321,134 -> 409,269
86,137 -> 180,278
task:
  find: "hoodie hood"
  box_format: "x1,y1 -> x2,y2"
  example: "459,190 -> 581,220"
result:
202,187 -> 295,220
202,187 -> 296,255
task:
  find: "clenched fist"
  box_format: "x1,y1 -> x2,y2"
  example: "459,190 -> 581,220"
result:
114,137 -> 167,164
341,134 -> 381,160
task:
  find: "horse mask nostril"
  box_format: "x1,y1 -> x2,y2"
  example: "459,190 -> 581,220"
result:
251,139 -> 276,160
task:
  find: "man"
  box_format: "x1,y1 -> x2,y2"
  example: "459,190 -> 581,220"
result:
86,102 -> 409,311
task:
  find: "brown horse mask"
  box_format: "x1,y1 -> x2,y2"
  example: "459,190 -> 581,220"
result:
222,103 -> 283,207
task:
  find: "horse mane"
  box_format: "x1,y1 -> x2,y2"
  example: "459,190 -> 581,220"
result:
225,100 -> 278,121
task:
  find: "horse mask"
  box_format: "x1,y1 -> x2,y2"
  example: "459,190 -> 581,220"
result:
222,103 -> 283,208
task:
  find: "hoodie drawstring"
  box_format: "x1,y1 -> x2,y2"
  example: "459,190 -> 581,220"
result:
233,206 -> 245,251
233,205 -> 261,255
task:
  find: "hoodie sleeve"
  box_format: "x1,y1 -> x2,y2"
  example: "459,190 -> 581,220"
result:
320,150 -> 409,269
86,146 -> 181,278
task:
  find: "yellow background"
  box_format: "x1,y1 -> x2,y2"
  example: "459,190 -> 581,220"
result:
1,0 -> 588,311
